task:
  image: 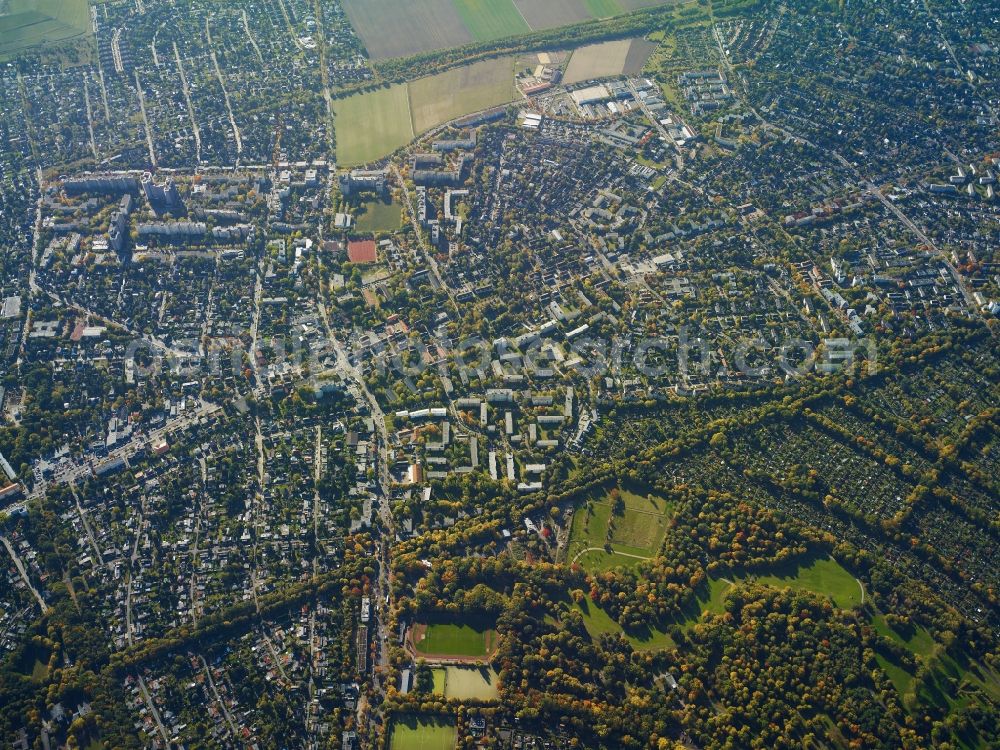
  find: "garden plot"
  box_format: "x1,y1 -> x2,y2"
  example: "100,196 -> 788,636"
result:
731,421 -> 915,521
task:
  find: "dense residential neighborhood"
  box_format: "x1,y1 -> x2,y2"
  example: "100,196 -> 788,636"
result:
0,0 -> 998,748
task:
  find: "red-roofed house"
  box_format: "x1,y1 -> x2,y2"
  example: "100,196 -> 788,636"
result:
348,240 -> 377,264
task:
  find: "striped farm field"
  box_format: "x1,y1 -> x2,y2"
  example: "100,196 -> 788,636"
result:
342,0 -> 678,59
453,0 -> 530,41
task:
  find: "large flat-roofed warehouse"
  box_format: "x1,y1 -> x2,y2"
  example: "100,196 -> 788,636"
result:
571,84 -> 612,107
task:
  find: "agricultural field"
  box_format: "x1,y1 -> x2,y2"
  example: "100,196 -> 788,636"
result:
341,0 -> 472,60
333,84 -> 414,167
0,0 -> 90,60
411,620 -> 496,659
342,0 -> 676,60
583,0 -> 624,17
567,485 -> 673,571
408,57 -> 517,133
453,0 -> 529,41
431,666 -> 500,700
353,200 -> 403,234
389,715 -> 457,750
335,58 -> 516,165
563,37 -> 658,84
511,0 -> 590,29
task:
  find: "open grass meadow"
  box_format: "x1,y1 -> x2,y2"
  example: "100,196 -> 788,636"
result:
0,0 -> 91,60
567,484 -> 673,571
569,596 -> 675,651
754,557 -> 863,609
389,715 -> 457,750
335,57 -> 516,165
333,84 -> 414,167
690,557 -> 863,620
869,610 -> 1000,723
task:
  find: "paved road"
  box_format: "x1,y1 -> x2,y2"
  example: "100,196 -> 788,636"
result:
1,536 -> 48,613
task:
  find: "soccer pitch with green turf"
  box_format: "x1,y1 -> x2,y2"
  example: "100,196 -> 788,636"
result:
390,716 -> 457,750
414,622 -> 493,657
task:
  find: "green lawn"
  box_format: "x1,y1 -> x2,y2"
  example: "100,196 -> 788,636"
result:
871,615 -> 936,658
452,0 -> 529,41
569,597 -> 675,651
689,558 -> 862,624
567,485 -> 673,572
431,668 -> 447,695
390,716 -> 457,750
876,654 -> 915,695
354,200 -> 402,234
695,576 -> 735,618
754,557 -> 862,609
333,84 -> 414,167
30,657 -> 48,682
414,622 -> 492,657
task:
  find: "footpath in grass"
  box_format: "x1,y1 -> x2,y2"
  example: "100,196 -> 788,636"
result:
687,557 -> 863,623
870,611 -> 1000,721
567,484 -> 674,572
389,715 -> 457,750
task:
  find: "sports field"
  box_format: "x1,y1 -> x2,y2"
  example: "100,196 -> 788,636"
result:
354,200 -> 403,234
567,485 -> 673,571
563,37 -> 658,84
389,715 -> 457,750
412,621 -> 495,658
335,57 -> 516,166
0,0 -> 91,60
431,666 -> 500,700
333,84 -> 414,167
